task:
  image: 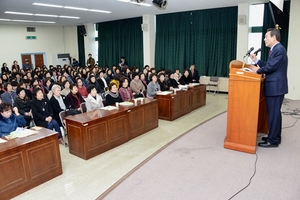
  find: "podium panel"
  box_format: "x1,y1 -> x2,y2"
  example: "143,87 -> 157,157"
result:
224,61 -> 268,154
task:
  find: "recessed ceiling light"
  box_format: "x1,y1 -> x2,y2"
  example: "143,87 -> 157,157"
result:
36,21 -> 56,23
5,11 -> 33,16
59,16 -> 80,19
0,19 -> 11,21
35,14 -> 58,17
12,20 -> 35,22
89,9 -> 112,13
63,6 -> 89,11
32,3 -> 63,8
117,0 -> 152,7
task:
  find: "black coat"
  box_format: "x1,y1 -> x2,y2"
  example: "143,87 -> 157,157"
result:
49,95 -> 71,126
31,98 -> 53,128
13,97 -> 31,115
179,75 -> 192,85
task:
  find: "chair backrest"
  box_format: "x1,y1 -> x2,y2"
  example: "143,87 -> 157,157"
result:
209,76 -> 219,82
59,110 -> 67,129
80,102 -> 87,113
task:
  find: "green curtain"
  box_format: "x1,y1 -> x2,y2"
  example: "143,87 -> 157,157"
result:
77,26 -> 85,67
261,1 -> 290,61
155,7 -> 238,77
97,17 -> 143,69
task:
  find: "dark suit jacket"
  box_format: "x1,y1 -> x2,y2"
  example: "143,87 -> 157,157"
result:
189,70 -> 200,83
31,98 -> 53,128
257,43 -> 288,96
97,78 -> 108,93
49,95 -> 71,126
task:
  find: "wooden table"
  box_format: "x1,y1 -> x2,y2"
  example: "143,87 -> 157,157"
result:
0,128 -> 62,200
65,98 -> 158,160
156,84 -> 206,121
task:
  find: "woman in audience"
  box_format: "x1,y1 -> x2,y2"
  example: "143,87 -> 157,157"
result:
158,73 -> 169,91
49,84 -> 74,127
168,73 -> 180,89
174,69 -> 182,82
105,83 -> 123,106
85,85 -> 104,112
1,82 -> 17,105
13,87 -> 32,127
0,103 -> 26,137
31,87 -> 66,146
88,75 -> 102,94
76,78 -> 88,98
1,63 -> 9,74
130,72 -> 145,98
139,73 -> 148,90
12,61 -> 20,72
147,73 -> 161,98
43,77 -> 52,95
106,69 -> 113,83
61,80 -> 70,96
66,84 -> 84,112
179,69 -> 193,85
97,70 -> 109,93
119,77 -> 134,101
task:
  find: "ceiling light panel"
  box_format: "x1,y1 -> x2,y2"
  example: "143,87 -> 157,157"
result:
63,6 -> 89,11
5,11 -> 33,16
32,3 -> 63,8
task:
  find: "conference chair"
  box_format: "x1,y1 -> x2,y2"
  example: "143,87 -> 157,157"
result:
80,102 -> 87,113
206,76 -> 219,95
59,110 -> 68,139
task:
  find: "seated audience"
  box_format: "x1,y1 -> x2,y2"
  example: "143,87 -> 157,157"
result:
147,73 -> 161,98
119,77 -> 134,101
130,73 -> 145,98
1,82 -> 17,105
88,75 -> 102,94
105,83 -> 123,106
76,78 -> 88,98
168,73 -> 180,89
0,103 -> 26,137
13,87 -> 32,127
49,84 -> 74,127
66,84 -> 85,112
85,85 -> 104,112
61,80 -> 71,96
158,73 -> 169,91
31,88 -> 66,146
97,70 -> 109,93
179,70 -> 193,85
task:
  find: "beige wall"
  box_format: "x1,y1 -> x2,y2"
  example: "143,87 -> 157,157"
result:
286,0 -> 300,100
0,24 -> 78,69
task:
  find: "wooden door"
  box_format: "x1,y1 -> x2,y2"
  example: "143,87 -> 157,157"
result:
21,55 -> 31,66
34,54 -> 44,68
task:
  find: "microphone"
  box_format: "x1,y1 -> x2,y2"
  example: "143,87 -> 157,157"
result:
253,48 -> 262,55
244,47 -> 254,57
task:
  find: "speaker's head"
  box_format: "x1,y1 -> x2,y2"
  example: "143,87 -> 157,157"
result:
152,0 -> 167,10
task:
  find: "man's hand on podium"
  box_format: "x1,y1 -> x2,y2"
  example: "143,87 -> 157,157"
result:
250,65 -> 260,73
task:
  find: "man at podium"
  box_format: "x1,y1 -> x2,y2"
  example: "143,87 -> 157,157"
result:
250,28 -> 288,148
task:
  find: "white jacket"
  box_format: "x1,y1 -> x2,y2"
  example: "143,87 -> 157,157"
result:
85,94 -> 104,112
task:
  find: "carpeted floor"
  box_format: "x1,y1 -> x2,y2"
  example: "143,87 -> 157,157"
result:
98,99 -> 300,200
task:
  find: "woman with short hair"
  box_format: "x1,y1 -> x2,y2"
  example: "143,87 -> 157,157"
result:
105,83 -> 123,106
85,85 -> 104,112
0,103 -> 26,137
13,87 -> 32,127
31,88 -> 67,146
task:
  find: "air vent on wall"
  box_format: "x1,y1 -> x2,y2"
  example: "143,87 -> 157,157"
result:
27,27 -> 36,32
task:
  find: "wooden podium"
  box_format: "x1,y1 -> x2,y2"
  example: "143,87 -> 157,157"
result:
224,60 -> 268,154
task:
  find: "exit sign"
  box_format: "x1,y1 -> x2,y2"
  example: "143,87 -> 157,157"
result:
26,36 -> 37,40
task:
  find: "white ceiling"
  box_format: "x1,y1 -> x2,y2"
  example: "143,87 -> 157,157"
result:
0,0 -> 266,26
